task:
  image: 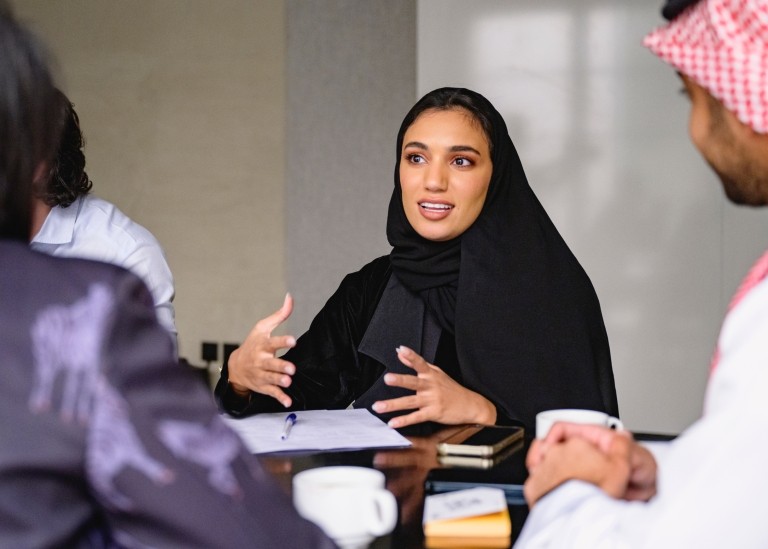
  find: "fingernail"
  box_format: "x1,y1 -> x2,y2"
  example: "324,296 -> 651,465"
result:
388,419 -> 399,428
287,336 -> 296,346
395,346 -> 403,354
372,402 -> 384,412
383,374 -> 394,384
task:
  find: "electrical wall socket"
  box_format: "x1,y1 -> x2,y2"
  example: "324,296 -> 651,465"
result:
201,341 -> 219,363
223,343 -> 239,367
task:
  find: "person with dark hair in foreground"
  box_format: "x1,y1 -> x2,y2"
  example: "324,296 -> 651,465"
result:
217,87 -> 618,432
516,1 -> 768,547
0,5 -> 334,547
29,88 -> 177,344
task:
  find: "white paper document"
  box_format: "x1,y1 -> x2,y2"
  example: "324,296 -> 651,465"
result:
223,408 -> 412,454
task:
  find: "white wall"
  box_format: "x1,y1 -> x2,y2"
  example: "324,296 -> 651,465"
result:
418,0 -> 768,433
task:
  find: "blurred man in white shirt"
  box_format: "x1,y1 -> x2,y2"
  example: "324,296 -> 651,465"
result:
30,89 -> 177,347
517,1 -> 768,547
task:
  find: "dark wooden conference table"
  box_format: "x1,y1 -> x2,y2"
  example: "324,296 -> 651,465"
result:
255,423 -> 532,549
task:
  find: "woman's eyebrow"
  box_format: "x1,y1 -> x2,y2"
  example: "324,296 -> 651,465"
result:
403,140 -> 428,150
403,142 -> 482,156
449,145 -> 481,155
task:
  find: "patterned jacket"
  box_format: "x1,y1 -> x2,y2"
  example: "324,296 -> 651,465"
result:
0,240 -> 335,548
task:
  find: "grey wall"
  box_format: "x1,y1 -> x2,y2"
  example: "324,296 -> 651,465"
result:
284,1 -> 416,334
16,1 -> 287,372
418,0 -> 768,433
16,0 -> 416,378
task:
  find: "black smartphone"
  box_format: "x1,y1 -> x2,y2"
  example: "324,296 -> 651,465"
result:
436,424 -> 524,457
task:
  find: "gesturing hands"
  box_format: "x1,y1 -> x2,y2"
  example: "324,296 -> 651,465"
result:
523,423 -> 658,507
227,293 -> 298,408
371,345 -> 497,429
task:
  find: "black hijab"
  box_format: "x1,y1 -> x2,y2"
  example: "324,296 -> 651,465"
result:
387,88 -> 618,429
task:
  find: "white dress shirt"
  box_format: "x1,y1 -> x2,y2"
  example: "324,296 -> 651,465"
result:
515,274 -> 768,549
31,195 -> 177,349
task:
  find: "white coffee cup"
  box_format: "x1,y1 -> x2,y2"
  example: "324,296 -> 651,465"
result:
536,408 -> 624,439
292,466 -> 398,549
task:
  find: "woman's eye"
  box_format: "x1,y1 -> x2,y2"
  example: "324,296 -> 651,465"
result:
406,154 -> 426,164
453,157 -> 473,167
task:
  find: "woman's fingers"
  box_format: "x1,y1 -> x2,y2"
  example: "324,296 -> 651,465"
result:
387,347 -> 439,390
377,345 -> 487,427
265,334 -> 297,358
254,370 -> 293,389
231,357 -> 293,387
372,394 -> 420,414
261,356 -> 296,376
274,292 -> 294,327
377,346 -> 456,424
247,357 -> 295,391
383,372 -> 420,391
387,409 -> 426,429
258,384 -> 292,408
252,292 -> 294,336
396,345 -> 431,373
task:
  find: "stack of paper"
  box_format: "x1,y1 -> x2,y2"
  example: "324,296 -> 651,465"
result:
423,487 -> 511,548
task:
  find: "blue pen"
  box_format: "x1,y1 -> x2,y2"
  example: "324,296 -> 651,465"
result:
280,412 -> 297,440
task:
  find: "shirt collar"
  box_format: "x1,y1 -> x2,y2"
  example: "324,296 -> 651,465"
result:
30,196 -> 82,245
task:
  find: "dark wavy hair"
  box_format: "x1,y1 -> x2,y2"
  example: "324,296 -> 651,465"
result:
40,89 -> 92,208
0,4 -> 60,240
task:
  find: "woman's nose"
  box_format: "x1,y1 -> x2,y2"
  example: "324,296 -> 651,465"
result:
424,164 -> 448,191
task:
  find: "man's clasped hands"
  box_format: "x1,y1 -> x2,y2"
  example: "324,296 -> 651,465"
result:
524,423 -> 659,506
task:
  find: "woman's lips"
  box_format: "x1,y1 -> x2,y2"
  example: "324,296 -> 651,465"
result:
418,201 -> 453,220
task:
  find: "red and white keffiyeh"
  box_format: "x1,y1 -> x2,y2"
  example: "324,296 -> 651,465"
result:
644,0 -> 768,134
709,249 -> 768,373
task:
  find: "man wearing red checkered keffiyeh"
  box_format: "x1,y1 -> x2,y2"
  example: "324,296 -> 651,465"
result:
516,1 -> 768,547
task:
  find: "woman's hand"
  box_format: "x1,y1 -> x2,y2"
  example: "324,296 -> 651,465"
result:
371,346 -> 497,428
227,293 -> 297,408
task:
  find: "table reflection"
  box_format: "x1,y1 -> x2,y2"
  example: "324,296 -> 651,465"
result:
256,423 -> 529,549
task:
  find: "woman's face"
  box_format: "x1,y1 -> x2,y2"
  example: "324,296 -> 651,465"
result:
399,108 -> 492,241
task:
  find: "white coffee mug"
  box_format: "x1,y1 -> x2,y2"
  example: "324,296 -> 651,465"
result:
292,466 -> 398,549
536,408 -> 624,439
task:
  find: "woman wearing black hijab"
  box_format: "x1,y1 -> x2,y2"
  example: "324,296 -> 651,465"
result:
216,88 -> 618,431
